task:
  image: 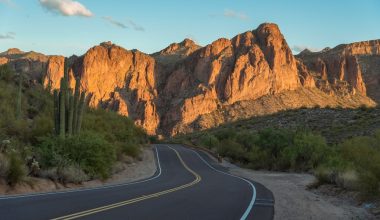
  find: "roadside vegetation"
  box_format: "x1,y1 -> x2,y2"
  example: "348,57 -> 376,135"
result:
0,64 -> 147,187
172,127 -> 380,198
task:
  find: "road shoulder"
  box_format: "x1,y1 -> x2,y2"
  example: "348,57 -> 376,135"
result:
0,146 -> 157,196
227,165 -> 376,220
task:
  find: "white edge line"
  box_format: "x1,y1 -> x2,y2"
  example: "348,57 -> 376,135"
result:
187,147 -> 256,220
0,146 -> 162,200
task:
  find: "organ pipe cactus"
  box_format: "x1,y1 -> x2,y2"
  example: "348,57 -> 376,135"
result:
53,59 -> 90,137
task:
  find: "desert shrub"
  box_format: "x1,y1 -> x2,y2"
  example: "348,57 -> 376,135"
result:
7,153 -> 27,186
235,131 -> 258,151
0,153 -> 9,178
314,165 -> 337,185
357,170 -> 379,196
217,139 -> 246,162
148,135 -> 158,144
63,132 -> 116,179
280,132 -> 329,171
82,108 -> 146,158
37,131 -> 117,179
6,119 -> 31,142
214,128 -> 237,141
122,141 -> 141,159
0,65 -> 14,82
255,128 -> 294,160
200,134 -> 219,149
336,170 -> 359,190
57,165 -> 89,184
39,166 -> 88,184
39,167 -> 58,181
246,146 -> 271,169
338,135 -> 380,196
30,115 -> 54,142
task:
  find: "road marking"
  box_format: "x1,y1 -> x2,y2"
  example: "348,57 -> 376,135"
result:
0,146 -> 162,200
52,146 -> 201,220
188,147 -> 257,220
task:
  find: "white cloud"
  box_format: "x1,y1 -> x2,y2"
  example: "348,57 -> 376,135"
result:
102,16 -> 127,29
127,19 -> 145,32
223,9 -> 249,20
0,32 -> 15,40
39,0 -> 93,17
102,16 -> 145,32
0,0 -> 16,7
292,45 -> 322,53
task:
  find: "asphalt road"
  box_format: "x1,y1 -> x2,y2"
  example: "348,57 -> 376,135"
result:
0,144 -> 274,220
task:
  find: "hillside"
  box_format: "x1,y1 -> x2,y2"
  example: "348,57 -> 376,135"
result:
0,23 -> 378,136
173,106 -> 380,144
0,65 -> 148,187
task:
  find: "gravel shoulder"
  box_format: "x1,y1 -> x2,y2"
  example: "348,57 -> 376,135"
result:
0,146 -> 157,195
225,162 -> 376,220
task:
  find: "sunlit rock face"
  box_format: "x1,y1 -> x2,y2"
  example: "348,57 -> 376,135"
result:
0,48 -> 49,81
72,42 -> 160,135
1,24 -> 377,135
297,40 -> 380,101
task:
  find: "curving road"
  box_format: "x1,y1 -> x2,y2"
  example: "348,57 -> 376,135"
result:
0,144 -> 274,220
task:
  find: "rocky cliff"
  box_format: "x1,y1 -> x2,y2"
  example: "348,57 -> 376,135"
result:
297,40 -> 380,102
1,23 -> 377,135
0,48 -> 49,81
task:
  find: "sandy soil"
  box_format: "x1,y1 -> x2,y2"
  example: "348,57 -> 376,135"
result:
225,162 -> 376,220
0,146 -> 156,196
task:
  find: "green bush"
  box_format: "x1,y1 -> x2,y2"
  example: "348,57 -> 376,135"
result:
0,65 -> 14,82
83,108 -> 146,158
122,141 -> 141,158
214,128 -> 237,141
255,128 -> 294,159
37,131 -> 117,179
217,139 -> 246,162
31,114 -> 54,142
246,146 -> 271,169
7,153 -> 27,186
338,135 -> 380,196
235,131 -> 258,151
0,153 -> 9,178
280,132 -> 329,171
200,134 -> 219,149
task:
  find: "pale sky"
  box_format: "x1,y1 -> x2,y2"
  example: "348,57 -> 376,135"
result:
1,0 -> 379,56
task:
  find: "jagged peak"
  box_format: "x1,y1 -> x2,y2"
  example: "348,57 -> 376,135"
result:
154,38 -> 201,59
99,41 -> 115,48
180,38 -> 197,47
1,48 -> 24,55
300,49 -> 312,55
256,23 -> 281,34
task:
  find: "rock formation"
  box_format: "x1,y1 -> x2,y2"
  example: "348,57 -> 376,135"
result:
0,48 -> 49,81
297,40 -> 380,101
1,23 -> 377,136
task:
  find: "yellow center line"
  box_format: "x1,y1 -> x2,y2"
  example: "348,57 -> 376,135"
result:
52,147 -> 201,220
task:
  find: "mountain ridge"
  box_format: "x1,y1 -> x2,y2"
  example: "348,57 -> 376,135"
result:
0,23 -> 378,135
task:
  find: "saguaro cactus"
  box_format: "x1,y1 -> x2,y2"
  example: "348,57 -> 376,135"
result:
76,91 -> 88,134
59,78 -> 66,138
53,90 -> 60,135
72,77 -> 80,133
67,90 -> 74,136
16,72 -> 22,119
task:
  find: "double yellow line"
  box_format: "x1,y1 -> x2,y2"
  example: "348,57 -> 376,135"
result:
52,147 -> 201,220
